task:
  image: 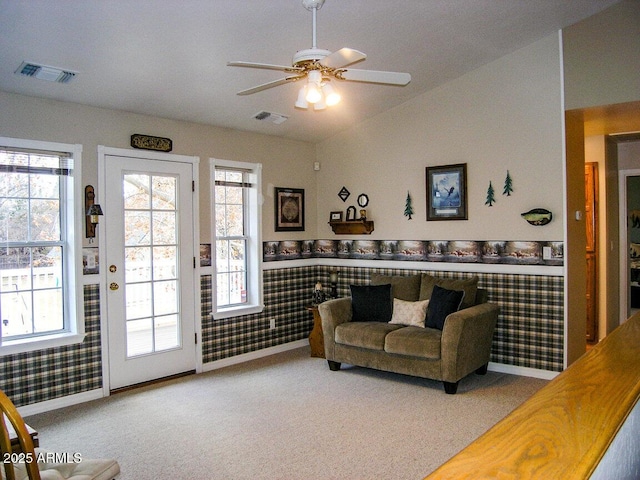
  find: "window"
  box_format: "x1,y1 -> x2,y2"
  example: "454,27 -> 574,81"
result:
211,159 -> 263,318
0,137 -> 83,355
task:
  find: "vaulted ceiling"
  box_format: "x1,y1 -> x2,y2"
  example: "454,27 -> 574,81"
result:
0,0 -> 621,143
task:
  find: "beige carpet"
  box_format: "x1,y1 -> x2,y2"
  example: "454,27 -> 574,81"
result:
25,347 -> 547,479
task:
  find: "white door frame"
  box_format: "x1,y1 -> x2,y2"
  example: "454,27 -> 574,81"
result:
618,168 -> 640,326
97,146 -> 201,396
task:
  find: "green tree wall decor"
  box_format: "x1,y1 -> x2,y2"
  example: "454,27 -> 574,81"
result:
404,191 -> 414,220
485,181 -> 495,206
503,170 -> 513,196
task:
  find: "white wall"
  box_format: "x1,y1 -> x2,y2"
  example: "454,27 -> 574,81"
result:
315,33 -> 565,242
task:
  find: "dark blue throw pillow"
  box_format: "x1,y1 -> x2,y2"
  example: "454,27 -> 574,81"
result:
426,285 -> 465,330
350,284 -> 392,323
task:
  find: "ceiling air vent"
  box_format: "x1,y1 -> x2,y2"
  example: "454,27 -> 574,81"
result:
15,62 -> 77,84
252,111 -> 288,125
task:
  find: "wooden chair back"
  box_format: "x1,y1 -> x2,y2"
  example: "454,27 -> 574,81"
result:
0,389 -> 41,480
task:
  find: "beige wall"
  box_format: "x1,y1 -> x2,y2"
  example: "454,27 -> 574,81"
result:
316,34 -> 565,242
563,0 -> 640,110
0,91 -> 317,245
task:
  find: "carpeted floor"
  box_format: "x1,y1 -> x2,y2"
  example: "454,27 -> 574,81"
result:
25,347 -> 548,479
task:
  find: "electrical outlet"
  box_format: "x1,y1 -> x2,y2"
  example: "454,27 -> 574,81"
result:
269,318 -> 276,329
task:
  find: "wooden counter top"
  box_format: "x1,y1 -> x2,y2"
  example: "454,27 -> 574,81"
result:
425,313 -> 640,479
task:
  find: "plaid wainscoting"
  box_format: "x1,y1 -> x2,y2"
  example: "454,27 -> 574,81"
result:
0,285 -> 103,407
1,265 -> 563,408
308,266 -> 564,372
201,268 -> 319,363
202,265 -> 563,372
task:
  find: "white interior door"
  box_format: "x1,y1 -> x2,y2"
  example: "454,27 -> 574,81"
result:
103,153 -> 197,390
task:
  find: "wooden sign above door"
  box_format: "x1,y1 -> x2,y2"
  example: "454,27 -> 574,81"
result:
130,133 -> 172,152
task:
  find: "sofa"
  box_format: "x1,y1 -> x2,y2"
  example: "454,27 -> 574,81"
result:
318,273 -> 499,394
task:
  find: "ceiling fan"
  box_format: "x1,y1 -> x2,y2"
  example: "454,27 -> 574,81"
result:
227,0 -> 411,110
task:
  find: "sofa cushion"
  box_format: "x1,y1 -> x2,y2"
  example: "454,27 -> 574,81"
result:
350,284 -> 393,322
384,326 -> 442,359
335,322 -> 403,350
370,273 -> 421,301
425,285 -> 465,330
419,273 -> 479,309
389,298 -> 429,327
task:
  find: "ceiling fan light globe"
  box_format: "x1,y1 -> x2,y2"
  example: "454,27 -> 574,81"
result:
295,86 -> 309,109
305,84 -> 322,103
322,83 -> 341,106
313,98 -> 327,110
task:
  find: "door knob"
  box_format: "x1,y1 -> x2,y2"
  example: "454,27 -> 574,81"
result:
109,265 -> 117,273
109,282 -> 119,291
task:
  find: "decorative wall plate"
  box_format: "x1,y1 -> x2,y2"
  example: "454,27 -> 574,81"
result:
357,193 -> 369,207
521,208 -> 552,226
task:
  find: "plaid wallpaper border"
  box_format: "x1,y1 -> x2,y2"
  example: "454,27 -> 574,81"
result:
0,284 -> 103,408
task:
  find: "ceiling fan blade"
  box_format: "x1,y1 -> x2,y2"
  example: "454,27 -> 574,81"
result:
338,68 -> 411,86
320,48 -> 366,69
227,61 -> 302,73
236,75 -> 305,96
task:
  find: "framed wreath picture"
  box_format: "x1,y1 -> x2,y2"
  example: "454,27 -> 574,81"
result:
275,187 -> 305,231
426,163 -> 468,221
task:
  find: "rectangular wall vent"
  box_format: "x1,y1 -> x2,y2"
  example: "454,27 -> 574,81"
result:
252,111 -> 288,125
15,62 -> 77,84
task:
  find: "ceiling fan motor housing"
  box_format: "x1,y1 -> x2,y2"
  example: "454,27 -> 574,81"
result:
302,0 -> 325,11
293,48 -> 331,66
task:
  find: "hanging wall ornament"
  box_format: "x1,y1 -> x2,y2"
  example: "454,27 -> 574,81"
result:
485,181 -> 495,206
338,186 -> 350,202
503,170 -> 514,196
521,208 -> 552,226
404,191 -> 413,220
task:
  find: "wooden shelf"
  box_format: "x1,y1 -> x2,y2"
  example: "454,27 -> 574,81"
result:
328,220 -> 374,235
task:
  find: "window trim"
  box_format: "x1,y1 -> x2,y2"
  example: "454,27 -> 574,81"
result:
0,137 -> 85,356
210,158 -> 263,319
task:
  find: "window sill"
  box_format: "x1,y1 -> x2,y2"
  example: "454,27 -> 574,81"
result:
0,333 -> 86,356
212,304 -> 264,319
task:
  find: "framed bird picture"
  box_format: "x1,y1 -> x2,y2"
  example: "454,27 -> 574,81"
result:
426,163 -> 468,221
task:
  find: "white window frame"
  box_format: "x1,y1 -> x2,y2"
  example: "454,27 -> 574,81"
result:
210,158 -> 263,319
0,137 -> 84,356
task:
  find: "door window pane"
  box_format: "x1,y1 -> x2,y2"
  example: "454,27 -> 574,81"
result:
127,318 -> 153,357
155,314 -> 179,351
125,247 -> 152,283
124,174 -> 150,209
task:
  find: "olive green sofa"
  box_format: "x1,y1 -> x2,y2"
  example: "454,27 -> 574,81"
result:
318,273 -> 499,394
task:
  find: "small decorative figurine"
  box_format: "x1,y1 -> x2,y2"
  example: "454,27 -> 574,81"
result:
312,282 -> 325,305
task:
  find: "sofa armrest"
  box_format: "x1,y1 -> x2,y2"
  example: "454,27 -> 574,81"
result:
318,297 -> 352,360
440,302 -> 500,382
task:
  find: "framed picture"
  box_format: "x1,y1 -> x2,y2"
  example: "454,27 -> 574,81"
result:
426,163 -> 468,221
82,247 -> 99,275
200,244 -> 212,267
329,211 -> 343,222
275,187 -> 305,231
